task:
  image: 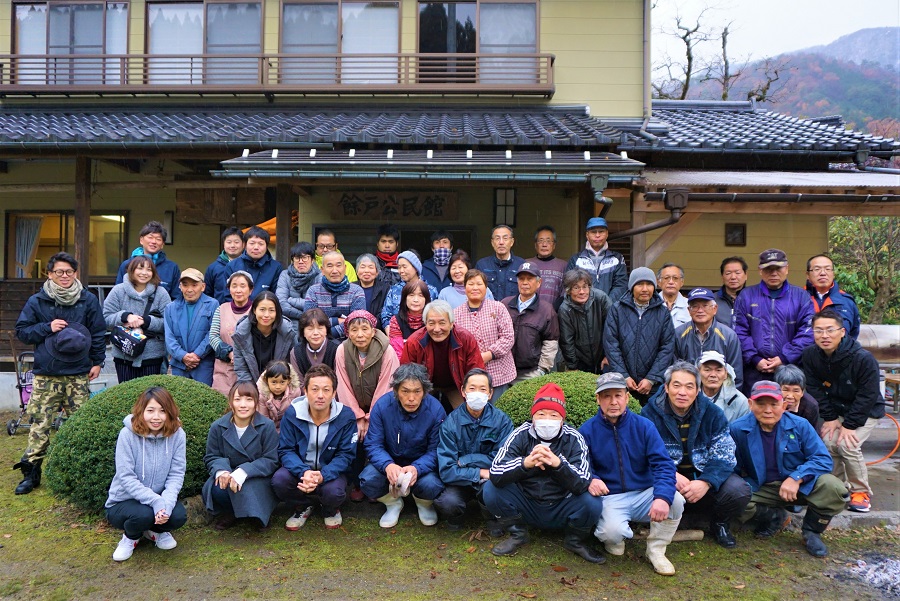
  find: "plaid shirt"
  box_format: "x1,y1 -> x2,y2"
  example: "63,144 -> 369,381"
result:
452,299 -> 517,387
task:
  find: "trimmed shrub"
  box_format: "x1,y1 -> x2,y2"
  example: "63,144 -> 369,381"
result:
45,375 -> 227,512
496,371 -> 642,429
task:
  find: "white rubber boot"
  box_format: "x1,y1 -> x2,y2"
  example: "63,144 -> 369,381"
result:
646,518 -> 680,576
377,494 -> 404,528
413,496 -> 438,526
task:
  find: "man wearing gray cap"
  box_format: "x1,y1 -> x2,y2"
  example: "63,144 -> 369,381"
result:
603,267 -> 675,405
674,287 -> 743,390
566,216 -> 628,302
580,373 -> 684,575
733,249 -> 814,394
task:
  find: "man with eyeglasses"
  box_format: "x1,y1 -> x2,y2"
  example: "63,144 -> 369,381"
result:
674,288 -> 743,390
657,263 -> 690,328
801,308 -> 884,513
475,225 -> 524,301
733,249 -> 814,394
314,229 -> 357,283
804,254 -> 860,339
13,252 -> 106,495
526,225 -> 568,305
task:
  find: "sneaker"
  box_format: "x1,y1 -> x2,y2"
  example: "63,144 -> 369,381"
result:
285,506 -> 314,531
848,492 -> 871,513
324,511 -> 343,529
113,534 -> 139,561
144,530 -> 177,550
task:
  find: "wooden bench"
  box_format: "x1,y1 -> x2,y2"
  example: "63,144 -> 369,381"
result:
886,373 -> 900,413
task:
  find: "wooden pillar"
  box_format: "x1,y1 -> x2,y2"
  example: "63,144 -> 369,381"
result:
275,184 -> 294,266
74,157 -> 91,284
631,202 -> 647,267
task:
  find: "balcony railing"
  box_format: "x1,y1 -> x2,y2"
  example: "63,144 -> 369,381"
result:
0,53 -> 555,96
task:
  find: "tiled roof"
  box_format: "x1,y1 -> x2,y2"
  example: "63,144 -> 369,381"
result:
0,105 -> 621,151
621,100 -> 899,156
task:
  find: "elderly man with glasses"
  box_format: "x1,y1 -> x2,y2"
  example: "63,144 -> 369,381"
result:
804,254 -> 860,339
673,288 -> 743,391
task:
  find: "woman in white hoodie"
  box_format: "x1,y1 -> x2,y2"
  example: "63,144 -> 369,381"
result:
105,386 -> 186,562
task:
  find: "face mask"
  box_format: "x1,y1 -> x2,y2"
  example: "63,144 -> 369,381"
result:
433,247 -> 453,267
465,391 -> 489,412
533,418 -> 562,441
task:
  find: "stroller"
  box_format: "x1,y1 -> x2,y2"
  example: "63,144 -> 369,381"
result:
5,350 -> 68,436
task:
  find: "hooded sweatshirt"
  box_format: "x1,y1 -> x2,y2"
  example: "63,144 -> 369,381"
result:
105,414 -> 186,516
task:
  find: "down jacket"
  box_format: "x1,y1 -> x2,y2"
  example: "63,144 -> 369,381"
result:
558,288 -> 611,374
603,292 -> 675,385
641,391 -> 737,491
220,250 -> 283,302
732,281 -> 814,370
801,336 -> 885,429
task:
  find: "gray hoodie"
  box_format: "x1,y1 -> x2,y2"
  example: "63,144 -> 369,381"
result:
105,414 -> 186,515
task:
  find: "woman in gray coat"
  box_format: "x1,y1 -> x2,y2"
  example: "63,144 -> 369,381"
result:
203,382 -> 279,529
102,256 -> 172,382
277,241 -> 321,334
232,292 -> 298,383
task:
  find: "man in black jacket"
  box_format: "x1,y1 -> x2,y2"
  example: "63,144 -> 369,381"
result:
13,252 -> 106,494
801,308 -> 884,513
501,263 -> 559,382
483,383 -> 605,563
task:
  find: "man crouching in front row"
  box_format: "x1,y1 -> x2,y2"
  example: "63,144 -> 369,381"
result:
483,383 -> 605,563
731,381 -> 848,557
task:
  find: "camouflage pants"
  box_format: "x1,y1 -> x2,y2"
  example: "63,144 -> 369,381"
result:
23,374 -> 90,463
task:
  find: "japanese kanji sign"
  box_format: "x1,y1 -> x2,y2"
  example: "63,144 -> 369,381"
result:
329,191 -> 458,221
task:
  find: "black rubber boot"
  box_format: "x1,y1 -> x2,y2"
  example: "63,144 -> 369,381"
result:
753,506 -> 787,538
491,517 -> 529,556
801,508 -> 831,557
711,521 -> 737,549
563,526 -> 607,564
479,502 -> 504,537
13,459 -> 41,495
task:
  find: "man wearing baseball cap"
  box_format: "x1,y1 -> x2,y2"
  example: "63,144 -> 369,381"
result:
483,383 -> 604,563
501,262 -> 559,383
565,216 -> 628,303
164,267 -> 219,385
580,373 -> 683,575
731,380 -> 848,557
696,350 -> 749,424
674,287 -> 744,390
732,249 -> 815,394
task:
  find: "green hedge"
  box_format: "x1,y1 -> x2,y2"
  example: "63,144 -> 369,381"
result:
496,371 -> 641,429
45,375 -> 227,512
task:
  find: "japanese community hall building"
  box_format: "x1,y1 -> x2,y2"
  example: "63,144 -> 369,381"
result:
0,0 -> 897,338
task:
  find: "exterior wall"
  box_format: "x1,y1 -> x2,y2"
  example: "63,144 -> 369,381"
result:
642,212 -> 829,290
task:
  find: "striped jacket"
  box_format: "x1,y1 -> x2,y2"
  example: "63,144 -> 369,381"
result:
489,422 -> 591,503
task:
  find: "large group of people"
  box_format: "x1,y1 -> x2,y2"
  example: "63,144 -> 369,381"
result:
12,217 -> 886,571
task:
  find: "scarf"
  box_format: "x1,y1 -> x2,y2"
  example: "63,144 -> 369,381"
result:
376,250 -> 399,269
43,278 -> 84,306
433,248 -> 452,267
407,311 -> 424,331
231,300 -> 251,315
322,276 -> 350,295
131,246 -> 161,265
287,263 -> 320,297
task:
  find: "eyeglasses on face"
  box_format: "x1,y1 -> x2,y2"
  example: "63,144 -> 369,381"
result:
807,266 -> 834,274
51,269 -> 75,277
316,243 -> 336,251
813,327 -> 843,336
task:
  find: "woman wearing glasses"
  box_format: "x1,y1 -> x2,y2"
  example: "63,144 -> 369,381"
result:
277,241 -> 321,335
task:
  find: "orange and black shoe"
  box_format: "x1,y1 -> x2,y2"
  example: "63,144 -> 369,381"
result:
847,492 -> 871,513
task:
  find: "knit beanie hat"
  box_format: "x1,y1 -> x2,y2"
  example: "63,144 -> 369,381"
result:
531,382 -> 566,419
398,250 -> 423,276
628,267 -> 656,290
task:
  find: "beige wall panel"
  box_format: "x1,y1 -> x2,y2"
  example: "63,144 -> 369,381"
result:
642,213 -> 829,289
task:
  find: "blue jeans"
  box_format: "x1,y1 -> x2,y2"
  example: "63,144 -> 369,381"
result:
482,481 -> 603,531
594,487 -> 685,545
358,464 -> 445,500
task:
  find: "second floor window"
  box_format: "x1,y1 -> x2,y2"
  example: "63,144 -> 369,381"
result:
14,1 -> 128,83
147,1 -> 262,84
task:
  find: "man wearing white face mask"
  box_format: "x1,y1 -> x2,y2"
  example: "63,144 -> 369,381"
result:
483,383 -> 605,563
434,369 -> 514,531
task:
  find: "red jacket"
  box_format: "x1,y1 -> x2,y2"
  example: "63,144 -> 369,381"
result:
400,326 -> 485,392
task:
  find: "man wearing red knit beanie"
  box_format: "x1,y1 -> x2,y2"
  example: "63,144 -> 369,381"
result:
482,382 -> 605,563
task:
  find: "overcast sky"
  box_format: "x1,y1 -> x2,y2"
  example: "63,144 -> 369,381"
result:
652,0 -> 900,63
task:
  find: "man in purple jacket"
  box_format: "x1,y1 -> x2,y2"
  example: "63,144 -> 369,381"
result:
732,249 -> 814,395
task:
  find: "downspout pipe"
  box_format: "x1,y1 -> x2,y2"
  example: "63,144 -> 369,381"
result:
642,0 -> 652,124
609,187 -> 690,240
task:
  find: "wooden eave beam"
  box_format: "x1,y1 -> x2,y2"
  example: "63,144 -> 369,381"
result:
633,199 -> 900,217
644,213 -> 701,266
101,159 -> 143,174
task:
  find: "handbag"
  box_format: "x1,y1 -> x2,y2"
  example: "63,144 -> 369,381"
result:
111,292 -> 156,358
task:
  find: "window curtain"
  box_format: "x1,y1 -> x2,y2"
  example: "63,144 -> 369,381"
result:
147,3 -> 203,84
341,2 -> 399,84
15,216 -> 44,278
479,3 -> 537,84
